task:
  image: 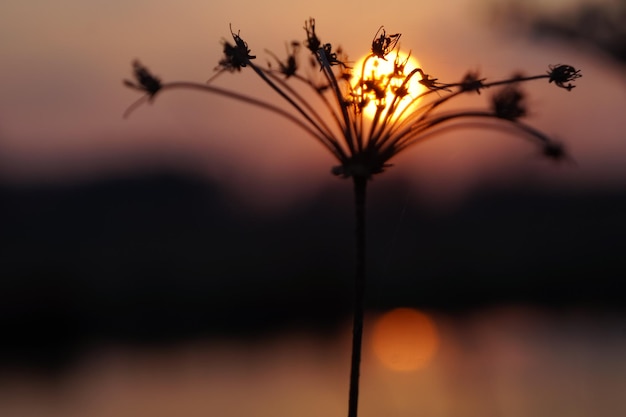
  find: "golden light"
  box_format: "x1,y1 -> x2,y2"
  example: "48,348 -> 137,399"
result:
371,307 -> 439,372
353,52 -> 426,120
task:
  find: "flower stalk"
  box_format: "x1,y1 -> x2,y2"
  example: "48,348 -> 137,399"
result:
349,174 -> 367,417
123,18 -> 580,417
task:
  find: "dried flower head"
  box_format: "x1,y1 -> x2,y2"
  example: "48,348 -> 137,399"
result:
304,18 -> 322,53
371,27 -> 401,60
122,60 -> 162,118
319,42 -> 347,68
217,25 -> 256,73
123,60 -> 162,97
460,71 -> 487,94
492,84 -> 527,120
266,41 -> 300,78
542,141 -> 568,161
548,64 -> 582,91
416,69 -> 447,91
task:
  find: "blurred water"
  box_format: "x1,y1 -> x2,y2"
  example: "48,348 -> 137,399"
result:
0,307 -> 624,417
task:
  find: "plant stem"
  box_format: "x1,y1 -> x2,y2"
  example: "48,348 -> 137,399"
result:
348,175 -> 367,417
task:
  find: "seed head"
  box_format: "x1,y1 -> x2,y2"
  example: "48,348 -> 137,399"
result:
548,64 -> 581,91
266,41 -> 300,78
304,18 -> 322,53
371,27 -> 401,60
123,60 -> 162,98
217,25 -> 256,72
492,85 -> 527,120
460,71 -> 486,94
542,141 -> 568,161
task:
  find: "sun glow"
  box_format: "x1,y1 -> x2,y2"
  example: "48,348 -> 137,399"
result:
371,308 -> 439,372
353,52 -> 426,120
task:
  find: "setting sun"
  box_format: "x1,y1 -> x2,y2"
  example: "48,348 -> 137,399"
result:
371,308 -> 439,372
353,52 -> 426,120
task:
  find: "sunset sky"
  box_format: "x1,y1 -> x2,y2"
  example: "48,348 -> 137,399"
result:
1,0 -> 625,207
2,3 -> 625,415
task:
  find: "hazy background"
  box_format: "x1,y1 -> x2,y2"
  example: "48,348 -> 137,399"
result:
1,0 -> 625,416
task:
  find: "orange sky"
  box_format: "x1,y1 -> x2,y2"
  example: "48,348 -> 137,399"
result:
1,0 -> 625,207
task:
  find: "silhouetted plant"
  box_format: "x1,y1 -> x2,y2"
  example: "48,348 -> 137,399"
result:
124,18 -> 580,417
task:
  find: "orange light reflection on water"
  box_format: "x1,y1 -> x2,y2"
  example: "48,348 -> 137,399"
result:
371,307 -> 439,372
0,308 -> 624,417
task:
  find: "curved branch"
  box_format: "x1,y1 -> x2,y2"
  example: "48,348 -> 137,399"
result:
389,111 -> 558,155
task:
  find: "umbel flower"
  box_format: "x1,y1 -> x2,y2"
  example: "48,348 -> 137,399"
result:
123,18 -> 580,417
125,20 -> 580,176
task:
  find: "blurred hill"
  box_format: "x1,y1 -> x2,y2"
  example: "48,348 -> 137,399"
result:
1,171 -> 624,369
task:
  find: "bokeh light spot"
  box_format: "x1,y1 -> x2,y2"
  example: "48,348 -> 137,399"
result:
371,307 -> 439,372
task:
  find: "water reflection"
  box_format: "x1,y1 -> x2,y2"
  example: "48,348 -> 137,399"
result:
371,308 -> 439,372
1,307 -> 624,417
